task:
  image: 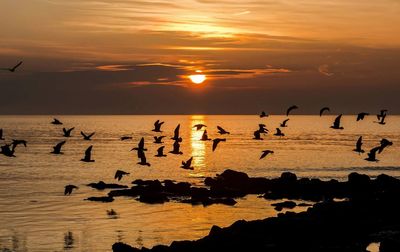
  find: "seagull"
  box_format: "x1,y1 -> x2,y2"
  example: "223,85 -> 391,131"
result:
258,124 -> 268,133
286,105 -> 298,116
193,124 -> 207,131
63,127 -> 74,137
181,157 -> 194,170
154,136 -> 166,143
260,150 -> 274,159
375,113 -> 387,125
80,146 -> 94,162
171,124 -> 183,142
152,120 -> 164,132
280,119 -> 289,127
0,129 -> 4,140
155,146 -> 167,157
0,144 -> 15,157
169,140 -> 183,155
356,112 -> 369,121
107,209 -> 117,216
377,110 -> 388,120
330,114 -> 344,130
212,138 -> 226,151
11,139 -> 27,149
51,140 -> 66,154
137,150 -> 151,166
217,126 -> 230,135
120,136 -> 132,141
319,107 -> 330,116
1,61 -> 23,72
378,138 -> 393,153
353,136 -> 364,154
52,118 -> 63,125
253,130 -> 263,140
200,130 -> 211,141
260,111 -> 268,118
365,146 -> 380,162
81,131 -> 95,140
274,128 -> 285,137
64,185 -> 78,195
131,137 -> 147,151
114,170 -> 130,181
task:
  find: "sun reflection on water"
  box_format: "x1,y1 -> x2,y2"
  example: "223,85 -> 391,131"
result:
190,115 -> 207,176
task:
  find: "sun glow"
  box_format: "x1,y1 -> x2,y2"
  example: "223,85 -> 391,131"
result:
189,70 -> 206,84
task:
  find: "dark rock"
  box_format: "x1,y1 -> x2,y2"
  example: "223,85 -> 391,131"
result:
87,181 -> 128,190
86,196 -> 114,202
138,192 -> 169,204
271,201 -> 297,211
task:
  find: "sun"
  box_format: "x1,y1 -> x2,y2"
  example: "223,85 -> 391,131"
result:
189,70 -> 206,84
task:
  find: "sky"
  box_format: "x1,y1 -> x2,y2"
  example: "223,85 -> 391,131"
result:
0,0 -> 400,114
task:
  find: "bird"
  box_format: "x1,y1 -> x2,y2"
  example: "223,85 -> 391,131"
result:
152,120 -> 164,132
155,146 -> 167,157
274,128 -> 285,137
378,138 -> 393,153
353,136 -> 364,154
260,150 -> 274,159
1,61 -> 23,72
280,119 -> 289,127
131,137 -> 147,151
375,113 -> 387,125
114,170 -> 130,181
330,114 -> 344,130
253,130 -> 263,140
356,112 -> 369,121
258,124 -> 268,133
0,129 -> 4,140
217,126 -> 230,135
51,141 -> 66,154
377,110 -> 388,120
193,124 -> 207,131
260,111 -> 268,118
286,105 -> 298,116
51,118 -> 63,125
171,124 -> 183,142
63,127 -> 74,137
181,157 -> 194,170
200,130 -> 211,141
107,209 -> 118,216
169,140 -> 183,155
81,131 -> 95,140
365,146 -> 380,162
319,107 -> 330,116
212,138 -> 226,151
154,136 -> 166,144
0,144 -> 15,157
81,146 -> 94,162
137,150 -> 151,166
64,185 -> 78,195
120,136 -> 132,141
11,139 -> 27,149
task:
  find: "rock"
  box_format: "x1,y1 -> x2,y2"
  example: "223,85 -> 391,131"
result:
138,192 -> 169,204
271,201 -> 297,211
112,242 -> 140,252
87,181 -> 128,190
86,196 -> 114,202
279,172 -> 297,183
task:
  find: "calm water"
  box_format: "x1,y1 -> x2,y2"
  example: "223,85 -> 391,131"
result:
0,115 -> 399,251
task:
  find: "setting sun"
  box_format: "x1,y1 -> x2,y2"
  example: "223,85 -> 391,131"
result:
189,70 -> 206,84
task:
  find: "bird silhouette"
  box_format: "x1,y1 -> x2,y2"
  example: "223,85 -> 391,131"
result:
253,130 -> 263,140
356,112 -> 369,121
131,137 -> 147,151
137,150 -> 151,166
375,113 -> 387,125
377,110 -> 388,120
155,146 -> 167,157
260,111 -> 268,118
169,140 -> 183,155
200,130 -> 211,141
212,138 -> 226,151
286,105 -> 298,116
107,209 -> 118,216
258,124 -> 268,133
81,146 -> 94,162
260,150 -> 274,159
353,136 -> 364,154
11,139 -> 27,150
120,136 -> 132,141
0,129 -> 4,140
51,141 -> 66,154
63,127 -> 74,137
114,170 -> 130,181
365,146 -> 380,162
330,114 -> 344,130
0,144 -> 15,157
52,118 -> 63,125
217,126 -> 230,135
181,157 -> 194,170
274,128 -> 285,137
64,185 -> 78,195
1,61 -> 23,72
154,136 -> 166,143
171,124 -> 183,142
152,120 -> 164,132
280,119 -> 289,127
319,107 -> 330,116
378,138 -> 393,153
193,124 -> 207,131
81,131 -> 95,140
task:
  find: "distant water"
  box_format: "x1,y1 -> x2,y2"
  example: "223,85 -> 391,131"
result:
0,115 -> 399,251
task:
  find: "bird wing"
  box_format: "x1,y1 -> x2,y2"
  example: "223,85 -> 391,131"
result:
114,171 -> 121,179
55,141 -> 66,151
11,61 -> 23,71
85,146 -> 93,159
254,130 -> 260,138
87,132 -> 95,138
277,128 -> 282,134
260,151 -> 268,159
217,126 -> 224,132
174,124 -> 180,138
138,137 -> 145,149
320,107 -> 330,116
286,105 -> 298,116
212,140 -> 218,151
81,131 -> 87,138
356,137 -> 362,148
154,120 -> 159,127
187,157 -> 193,166
334,114 -> 342,127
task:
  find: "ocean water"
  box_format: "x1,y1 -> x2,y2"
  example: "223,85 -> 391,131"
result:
0,115 -> 398,251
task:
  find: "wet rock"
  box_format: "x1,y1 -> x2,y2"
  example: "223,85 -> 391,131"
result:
86,196 -> 114,202
271,201 -> 297,211
87,181 -> 128,190
138,192 -> 169,204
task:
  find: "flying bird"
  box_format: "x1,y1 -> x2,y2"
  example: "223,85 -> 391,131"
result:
114,170 -> 130,181
274,128 -> 285,137
51,140 -> 66,154
155,146 -> 167,157
258,124 -> 268,133
280,119 -> 289,128
193,124 -> 207,131
217,126 -> 230,135
353,136 -> 364,154
365,146 -> 380,162
137,150 -> 151,166
154,136 -> 166,144
0,129 -> 4,140
169,140 -> 183,155
286,105 -> 298,116
375,113 -> 387,125
356,112 -> 369,121
260,150 -> 274,159
378,138 -> 393,153
152,120 -> 164,132
11,139 -> 27,149
181,157 -> 194,170
200,130 -> 211,141
52,118 -> 63,125
319,107 -> 330,116
131,137 -> 147,151
171,124 -> 182,142
259,111 -> 268,118
253,130 -> 263,140
63,127 -> 74,137
120,136 -> 132,141
212,138 -> 226,151
1,61 -> 23,72
330,114 -> 344,130
64,185 -> 78,195
81,131 -> 95,140
0,144 -> 15,157
81,145 -> 94,162
377,110 -> 388,120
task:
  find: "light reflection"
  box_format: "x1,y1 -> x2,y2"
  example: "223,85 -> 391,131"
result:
190,115 -> 207,175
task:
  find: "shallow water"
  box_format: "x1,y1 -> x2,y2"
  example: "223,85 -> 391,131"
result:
0,115 -> 399,251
